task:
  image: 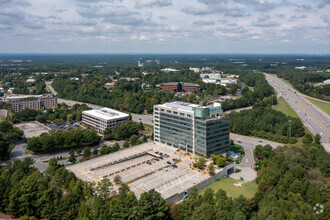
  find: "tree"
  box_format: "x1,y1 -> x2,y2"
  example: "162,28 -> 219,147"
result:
92,147 -> 98,155
123,141 -> 130,148
111,184 -> 138,219
303,133 -> 313,144
194,157 -> 206,169
82,147 -> 91,158
142,135 -> 147,142
113,121 -> 139,140
130,135 -> 139,146
314,133 -> 321,145
208,163 -> 215,176
95,178 -> 113,200
114,175 -> 122,185
66,114 -> 73,122
137,189 -> 168,220
68,152 -> 76,164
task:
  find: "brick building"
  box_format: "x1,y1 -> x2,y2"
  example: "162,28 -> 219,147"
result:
160,82 -> 200,92
10,97 -> 57,112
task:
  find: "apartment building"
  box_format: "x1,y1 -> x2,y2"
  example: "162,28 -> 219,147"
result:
10,97 -> 57,112
153,101 -> 230,157
82,108 -> 129,132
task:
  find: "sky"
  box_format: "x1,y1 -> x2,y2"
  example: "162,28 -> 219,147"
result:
0,0 -> 329,54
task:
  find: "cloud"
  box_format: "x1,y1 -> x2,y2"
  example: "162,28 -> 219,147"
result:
135,0 -> 172,9
252,14 -> 280,27
193,20 -> 215,25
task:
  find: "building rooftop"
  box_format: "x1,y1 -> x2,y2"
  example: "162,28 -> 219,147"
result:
83,108 -> 129,121
156,101 -> 221,114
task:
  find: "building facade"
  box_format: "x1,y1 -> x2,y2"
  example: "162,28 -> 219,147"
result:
82,108 -> 129,132
160,82 -> 200,92
10,97 -> 57,112
153,101 -> 230,157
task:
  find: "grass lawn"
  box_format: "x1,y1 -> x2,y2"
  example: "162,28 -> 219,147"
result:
304,97 -> 330,115
273,97 -> 298,118
199,177 -> 258,199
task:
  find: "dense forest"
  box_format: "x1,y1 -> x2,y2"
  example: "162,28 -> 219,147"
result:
222,72 -> 274,111
229,106 -> 304,144
1,143 -> 328,219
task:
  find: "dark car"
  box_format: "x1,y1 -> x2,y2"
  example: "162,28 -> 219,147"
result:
167,161 -> 172,165
172,164 -> 178,168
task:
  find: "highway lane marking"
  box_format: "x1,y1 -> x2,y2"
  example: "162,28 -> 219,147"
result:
80,171 -> 90,175
94,178 -> 103,183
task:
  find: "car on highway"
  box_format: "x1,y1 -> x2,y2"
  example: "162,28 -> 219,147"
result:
139,118 -> 142,120
162,163 -> 167,167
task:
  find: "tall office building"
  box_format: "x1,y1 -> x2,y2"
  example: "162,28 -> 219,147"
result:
153,101 -> 230,157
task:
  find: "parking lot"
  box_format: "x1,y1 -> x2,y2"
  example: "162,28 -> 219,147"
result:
67,142 -> 209,200
15,121 -> 51,138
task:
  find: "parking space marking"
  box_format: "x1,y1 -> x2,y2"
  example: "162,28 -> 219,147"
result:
80,171 -> 90,175
94,178 -> 103,183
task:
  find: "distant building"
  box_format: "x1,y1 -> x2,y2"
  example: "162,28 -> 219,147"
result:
141,83 -> 151,90
26,78 -> 36,83
324,79 -> 330,84
9,97 -> 57,112
153,101 -> 229,157
189,67 -> 200,73
161,68 -> 181,74
104,82 -> 116,90
200,73 -> 221,79
0,88 -> 4,97
295,66 -> 306,70
82,108 -> 129,132
160,82 -> 200,92
160,82 -> 179,92
138,60 -> 144,67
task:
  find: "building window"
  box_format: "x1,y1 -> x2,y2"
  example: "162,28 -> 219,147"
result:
167,110 -> 171,113
173,111 -> 178,114
180,113 -> 185,116
155,107 -> 159,111
187,114 -> 192,117
161,109 -> 165,112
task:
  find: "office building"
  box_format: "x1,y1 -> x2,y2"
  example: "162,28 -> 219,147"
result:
10,97 -> 57,112
160,82 -> 200,92
82,108 -> 129,132
153,101 -> 230,157
0,88 -> 4,97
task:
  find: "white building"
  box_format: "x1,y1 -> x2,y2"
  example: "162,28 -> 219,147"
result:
200,73 -> 221,79
26,78 -> 36,83
161,68 -> 181,74
324,79 -> 330,84
189,67 -> 200,73
295,66 -> 306,70
82,108 -> 129,132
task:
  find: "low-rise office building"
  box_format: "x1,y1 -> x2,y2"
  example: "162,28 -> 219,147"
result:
82,108 -> 129,132
9,97 -> 57,112
160,82 -> 200,92
153,101 -> 230,157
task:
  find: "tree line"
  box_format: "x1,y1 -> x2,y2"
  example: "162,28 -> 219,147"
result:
27,129 -> 100,153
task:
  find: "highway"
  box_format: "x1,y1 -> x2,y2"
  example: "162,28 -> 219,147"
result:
264,74 -> 330,152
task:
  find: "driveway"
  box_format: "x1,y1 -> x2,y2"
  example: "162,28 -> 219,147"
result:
229,133 -> 282,182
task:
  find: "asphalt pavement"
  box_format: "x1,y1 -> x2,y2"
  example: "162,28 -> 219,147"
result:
265,74 -> 330,152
